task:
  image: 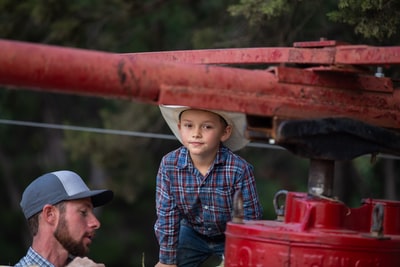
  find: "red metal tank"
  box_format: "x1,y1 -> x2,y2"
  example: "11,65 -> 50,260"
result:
225,191 -> 400,266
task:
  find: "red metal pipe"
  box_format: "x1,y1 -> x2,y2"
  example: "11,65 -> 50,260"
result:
0,39 -> 280,104
0,39 -> 160,103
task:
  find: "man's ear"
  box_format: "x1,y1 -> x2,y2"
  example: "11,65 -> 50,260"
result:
221,125 -> 232,142
41,204 -> 58,224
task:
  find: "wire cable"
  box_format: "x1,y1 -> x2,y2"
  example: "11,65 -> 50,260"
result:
0,118 -> 281,150
1,118 -> 399,159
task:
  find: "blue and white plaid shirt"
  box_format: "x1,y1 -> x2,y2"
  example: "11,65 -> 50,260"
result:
14,247 -> 55,267
154,145 -> 263,264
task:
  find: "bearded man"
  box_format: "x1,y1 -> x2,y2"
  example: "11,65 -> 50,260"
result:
14,170 -> 113,267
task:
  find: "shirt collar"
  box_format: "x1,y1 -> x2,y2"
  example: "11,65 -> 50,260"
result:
26,247 -> 55,267
177,145 -> 228,169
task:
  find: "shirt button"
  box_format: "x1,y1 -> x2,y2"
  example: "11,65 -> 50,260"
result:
204,205 -> 209,209
208,227 -> 212,231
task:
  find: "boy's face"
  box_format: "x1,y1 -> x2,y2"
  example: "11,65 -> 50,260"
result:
178,109 -> 232,157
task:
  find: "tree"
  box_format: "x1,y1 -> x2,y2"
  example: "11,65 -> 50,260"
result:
328,0 -> 400,42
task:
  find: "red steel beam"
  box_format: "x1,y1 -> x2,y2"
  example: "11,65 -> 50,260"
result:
125,43 -> 400,65
125,47 -> 336,65
0,39 -> 399,130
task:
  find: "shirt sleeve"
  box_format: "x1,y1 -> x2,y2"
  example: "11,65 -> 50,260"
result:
154,157 -> 180,264
239,163 -> 263,220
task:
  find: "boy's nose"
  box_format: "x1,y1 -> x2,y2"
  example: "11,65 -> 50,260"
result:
192,126 -> 201,138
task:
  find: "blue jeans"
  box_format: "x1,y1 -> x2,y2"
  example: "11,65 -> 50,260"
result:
177,225 -> 225,267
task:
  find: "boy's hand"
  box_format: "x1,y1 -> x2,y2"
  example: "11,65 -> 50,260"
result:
66,257 -> 105,267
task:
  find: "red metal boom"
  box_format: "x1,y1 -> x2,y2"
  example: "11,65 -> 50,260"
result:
1,39 -> 400,132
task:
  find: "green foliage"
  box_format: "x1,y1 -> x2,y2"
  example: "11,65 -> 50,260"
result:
226,0 -> 346,47
328,0 -> 400,40
228,0 -> 290,26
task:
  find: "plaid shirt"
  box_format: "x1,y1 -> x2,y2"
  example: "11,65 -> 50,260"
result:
15,247 -> 55,267
154,145 -> 263,264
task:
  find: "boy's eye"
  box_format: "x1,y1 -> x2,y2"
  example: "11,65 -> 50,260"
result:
202,124 -> 213,129
183,123 -> 193,128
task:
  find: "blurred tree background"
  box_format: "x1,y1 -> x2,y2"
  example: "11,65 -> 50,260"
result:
1,0 -> 400,266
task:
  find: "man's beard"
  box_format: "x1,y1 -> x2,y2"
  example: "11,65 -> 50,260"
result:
54,215 -> 88,257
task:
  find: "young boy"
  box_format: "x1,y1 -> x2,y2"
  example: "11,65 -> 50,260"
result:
154,105 -> 263,267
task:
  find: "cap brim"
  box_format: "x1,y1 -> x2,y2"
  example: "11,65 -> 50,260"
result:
159,105 -> 249,151
67,189 -> 114,207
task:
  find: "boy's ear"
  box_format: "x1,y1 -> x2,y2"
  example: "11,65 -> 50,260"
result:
221,125 -> 232,142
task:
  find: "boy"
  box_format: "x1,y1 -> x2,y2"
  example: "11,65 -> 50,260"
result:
154,105 -> 263,267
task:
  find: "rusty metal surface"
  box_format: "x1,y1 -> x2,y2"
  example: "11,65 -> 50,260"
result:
0,40 -> 161,102
1,39 -> 400,132
125,47 -> 336,65
126,40 -> 400,65
274,66 -> 393,93
336,45 -> 400,65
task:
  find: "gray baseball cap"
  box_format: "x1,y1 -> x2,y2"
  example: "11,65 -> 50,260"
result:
20,170 -> 114,219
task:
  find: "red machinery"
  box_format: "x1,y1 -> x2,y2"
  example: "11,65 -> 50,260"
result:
1,39 -> 400,266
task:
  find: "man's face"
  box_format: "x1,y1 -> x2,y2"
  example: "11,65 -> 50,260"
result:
54,198 -> 100,256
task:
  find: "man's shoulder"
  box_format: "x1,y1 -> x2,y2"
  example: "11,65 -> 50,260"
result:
14,247 -> 54,267
13,259 -> 34,267
14,258 -> 40,267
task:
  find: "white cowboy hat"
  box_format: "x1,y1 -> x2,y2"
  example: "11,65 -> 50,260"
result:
159,105 -> 249,151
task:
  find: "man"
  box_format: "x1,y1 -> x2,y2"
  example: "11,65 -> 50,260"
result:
15,170 -> 114,267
